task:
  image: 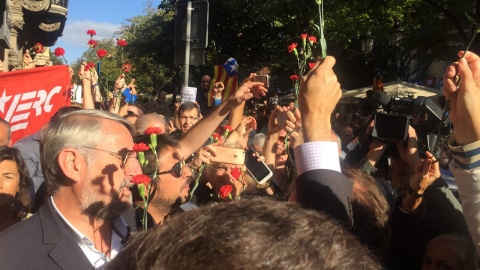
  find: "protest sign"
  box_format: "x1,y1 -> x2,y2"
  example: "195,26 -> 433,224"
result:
0,65 -> 71,143
181,86 -> 197,104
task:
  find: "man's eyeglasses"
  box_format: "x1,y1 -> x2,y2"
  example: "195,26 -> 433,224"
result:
179,116 -> 199,122
158,158 -> 190,178
80,146 -> 136,165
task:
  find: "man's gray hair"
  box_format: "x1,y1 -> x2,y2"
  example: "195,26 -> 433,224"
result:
251,133 -> 266,149
135,113 -> 167,134
40,110 -> 135,195
0,118 -> 11,142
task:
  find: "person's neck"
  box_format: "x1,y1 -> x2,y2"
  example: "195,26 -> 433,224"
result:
135,200 -> 170,225
53,193 -> 112,256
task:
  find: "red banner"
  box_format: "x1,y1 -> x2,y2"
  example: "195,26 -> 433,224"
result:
0,65 -> 71,144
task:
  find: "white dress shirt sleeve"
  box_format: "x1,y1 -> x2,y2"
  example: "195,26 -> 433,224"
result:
294,141 -> 341,175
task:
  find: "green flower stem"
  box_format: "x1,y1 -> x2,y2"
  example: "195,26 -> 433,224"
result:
189,163 -> 205,199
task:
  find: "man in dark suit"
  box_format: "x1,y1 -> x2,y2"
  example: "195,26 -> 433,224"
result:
0,110 -> 142,269
291,57 -> 354,225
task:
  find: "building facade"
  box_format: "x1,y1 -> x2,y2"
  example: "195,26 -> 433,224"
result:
0,0 -> 68,71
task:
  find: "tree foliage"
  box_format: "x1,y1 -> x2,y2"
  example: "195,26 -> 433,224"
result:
71,0 -> 480,93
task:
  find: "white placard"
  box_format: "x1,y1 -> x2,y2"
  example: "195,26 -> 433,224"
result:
181,86 -> 197,104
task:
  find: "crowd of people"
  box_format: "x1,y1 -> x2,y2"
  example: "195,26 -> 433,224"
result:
0,50 -> 479,270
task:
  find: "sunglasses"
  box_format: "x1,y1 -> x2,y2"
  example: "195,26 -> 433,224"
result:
157,158 -> 190,178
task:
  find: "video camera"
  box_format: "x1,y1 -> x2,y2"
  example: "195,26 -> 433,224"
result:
371,91 -> 450,153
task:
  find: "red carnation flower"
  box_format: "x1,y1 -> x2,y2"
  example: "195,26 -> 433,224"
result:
117,40 -> 128,47
84,63 -> 95,72
54,47 -> 65,57
230,168 -> 242,180
309,63 -> 315,69
96,49 -> 107,58
212,133 -> 222,143
219,185 -> 232,198
308,36 -> 317,43
223,125 -> 233,133
301,34 -> 308,39
289,75 -> 299,81
33,43 -> 44,53
130,174 -> 151,185
215,126 -> 222,134
87,29 -> 96,37
144,127 -> 162,135
133,143 -> 150,152
287,43 -> 297,53
122,64 -> 131,73
88,39 -> 98,48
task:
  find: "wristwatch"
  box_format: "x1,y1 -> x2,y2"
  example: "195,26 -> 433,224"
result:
406,183 -> 424,198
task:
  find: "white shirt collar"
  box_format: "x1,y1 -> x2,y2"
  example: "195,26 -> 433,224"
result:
50,196 -> 128,269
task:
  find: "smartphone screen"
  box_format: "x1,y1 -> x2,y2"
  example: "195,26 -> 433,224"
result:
245,149 -> 272,184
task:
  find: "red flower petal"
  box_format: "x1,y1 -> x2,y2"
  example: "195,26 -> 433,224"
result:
230,168 -> 242,180
133,143 -> 150,152
219,185 -> 232,198
144,127 -> 162,135
131,174 -> 151,185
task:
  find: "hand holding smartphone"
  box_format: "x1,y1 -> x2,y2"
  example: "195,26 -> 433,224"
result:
210,146 -> 245,165
245,148 -> 273,185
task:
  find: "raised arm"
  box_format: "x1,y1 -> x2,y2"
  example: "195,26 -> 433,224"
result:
178,81 -> 267,158
443,51 -> 480,255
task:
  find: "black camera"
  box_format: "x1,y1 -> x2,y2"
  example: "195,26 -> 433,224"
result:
371,92 -> 450,152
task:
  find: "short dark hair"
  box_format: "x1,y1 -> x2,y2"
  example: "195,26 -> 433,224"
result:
132,134 -> 179,177
343,169 -> 391,262
178,102 -> 200,118
0,146 -> 31,216
108,197 -> 379,270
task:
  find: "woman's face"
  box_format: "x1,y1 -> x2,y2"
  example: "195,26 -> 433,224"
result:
0,160 -> 20,205
211,163 -> 245,200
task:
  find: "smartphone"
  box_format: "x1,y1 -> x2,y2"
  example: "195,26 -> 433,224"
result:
253,75 -> 270,87
245,148 -> 273,185
210,146 -> 246,165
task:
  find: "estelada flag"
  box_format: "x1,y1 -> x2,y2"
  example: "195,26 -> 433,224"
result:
207,58 -> 238,106
0,65 -> 71,144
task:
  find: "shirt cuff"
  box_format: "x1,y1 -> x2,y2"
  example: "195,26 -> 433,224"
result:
294,141 -> 341,175
448,135 -> 480,170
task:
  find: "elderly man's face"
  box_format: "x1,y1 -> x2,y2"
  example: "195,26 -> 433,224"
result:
151,147 -> 192,208
179,108 -> 199,135
78,119 -> 142,220
200,76 -> 212,93
0,123 -> 11,147
211,163 -> 245,200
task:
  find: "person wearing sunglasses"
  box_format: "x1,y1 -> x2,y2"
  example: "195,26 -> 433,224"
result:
129,134 -> 193,229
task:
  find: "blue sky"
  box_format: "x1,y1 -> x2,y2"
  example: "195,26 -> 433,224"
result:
54,0 -> 152,64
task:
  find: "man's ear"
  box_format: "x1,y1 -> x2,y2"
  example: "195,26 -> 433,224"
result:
58,148 -> 84,183
7,139 -> 12,147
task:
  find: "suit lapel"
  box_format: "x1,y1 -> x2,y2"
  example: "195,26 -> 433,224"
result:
39,199 -> 93,270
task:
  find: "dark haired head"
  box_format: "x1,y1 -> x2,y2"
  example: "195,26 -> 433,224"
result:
0,146 -> 31,215
108,197 -> 379,270
178,102 -> 200,118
